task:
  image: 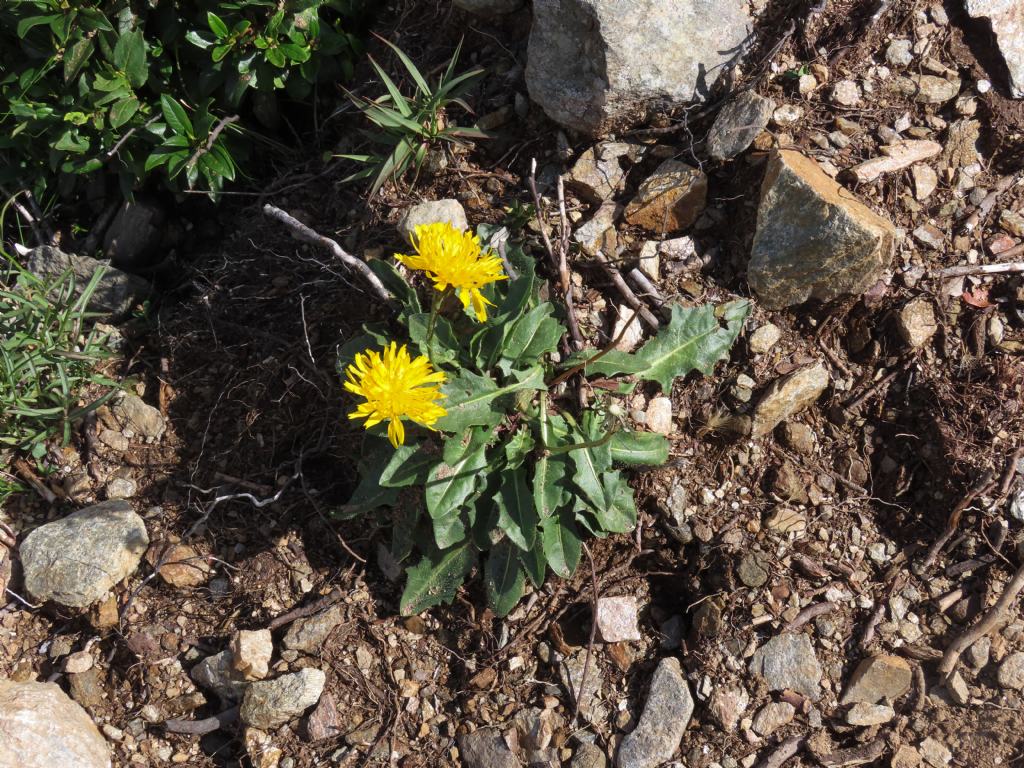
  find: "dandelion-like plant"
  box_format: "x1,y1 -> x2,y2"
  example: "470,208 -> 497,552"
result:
344,342 -> 447,447
396,222 -> 507,322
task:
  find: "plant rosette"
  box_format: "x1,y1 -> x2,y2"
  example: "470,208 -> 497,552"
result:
335,221 -> 750,617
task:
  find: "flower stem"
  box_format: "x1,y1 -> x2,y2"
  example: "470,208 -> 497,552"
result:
424,287 -> 452,354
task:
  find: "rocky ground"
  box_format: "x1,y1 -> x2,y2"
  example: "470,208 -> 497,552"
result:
3,0 -> 1024,767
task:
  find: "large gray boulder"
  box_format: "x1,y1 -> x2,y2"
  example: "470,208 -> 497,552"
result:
19,500 -> 149,608
748,150 -> 896,309
526,0 -> 752,136
0,680 -> 111,768
24,246 -> 149,320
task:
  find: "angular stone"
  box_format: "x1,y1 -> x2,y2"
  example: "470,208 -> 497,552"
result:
109,394 -> 166,441
843,140 -> 942,183
572,742 -> 608,768
897,299 -> 938,348
244,728 -> 282,768
191,650 -> 250,704
560,651 -> 607,725
526,0 -> 752,136
24,246 -> 149,320
966,0 -> 1024,97
707,685 -> 748,731
845,702 -> 894,725
397,200 -> 468,244
0,680 -> 111,768
749,150 -> 896,309
568,142 -> 634,202
892,745 -> 922,768
625,160 -> 707,234
749,633 -> 823,701
839,655 -> 912,705
751,363 -> 829,437
708,91 -> 776,161
240,669 -> 325,730
886,39 -> 914,67
893,74 -> 961,103
283,603 -> 346,654
304,692 -> 343,741
1000,209 -> 1024,237
912,165 -> 938,200
20,500 -> 148,608
738,551 -> 769,587
148,542 -> 210,588
231,629 -> 273,681
616,658 -> 693,768
749,323 -> 783,354
574,202 -> 620,256
919,737 -> 951,768
751,701 -> 794,736
832,79 -> 861,106
595,596 -> 641,642
997,651 -> 1024,689
459,728 -> 520,768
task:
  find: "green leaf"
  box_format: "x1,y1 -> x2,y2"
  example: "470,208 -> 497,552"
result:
17,15 -> 60,38
379,444 -> 436,488
185,29 -> 215,49
408,313 -> 459,365
568,415 -> 612,509
501,302 -> 562,366
503,426 -> 534,470
280,42 -> 311,63
532,451 -> 569,520
433,367 -> 544,433
542,510 -> 581,578
64,38 -> 94,82
424,439 -> 488,521
519,536 -> 547,588
114,29 -> 147,89
609,431 -> 670,466
595,471 -> 637,533
366,259 -> 419,312
432,510 -> 467,549
400,542 -> 475,615
160,95 -> 194,139
486,540 -> 525,618
334,435 -> 400,517
109,97 -> 139,129
494,468 -> 538,551
207,11 -> 230,38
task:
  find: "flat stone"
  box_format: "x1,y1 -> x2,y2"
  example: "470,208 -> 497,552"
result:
526,0 -> 752,136
240,668 -> 325,730
65,651 -> 94,675
751,701 -> 794,736
596,596 -> 642,642
749,323 -> 783,354
894,74 -> 961,103
625,160 -> 707,234
751,363 -> 829,437
397,200 -> 468,245
892,745 -> 922,768
231,629 -> 273,681
912,165 -> 938,200
912,224 -> 944,250
708,91 -> 776,160
738,552 -> 769,587
645,397 -> 673,436
997,651 -> 1024,689
707,685 -> 748,731
839,655 -> 912,705
942,119 -> 981,168
773,104 -> 804,125
845,702 -> 894,725
748,150 -> 896,309
616,657 -> 693,768
574,202 -> 620,257
68,668 -> 107,717
779,422 -> 816,455
191,650 -> 250,704
946,670 -> 970,705
24,245 -> 149,320
560,651 -> 607,725
843,140 -> 942,183
571,742 -> 608,768
1000,209 -> 1024,237
749,633 -> 823,701
897,298 -> 938,348
967,637 -> 991,669
765,506 -> 806,534
20,500 -> 148,608
612,303 -> 645,352
104,476 -> 136,500
109,394 -> 166,441
919,737 -> 951,768
966,0 -> 1024,97
567,142 -> 635,202
148,542 -> 210,588
304,692 -> 343,741
282,603 -> 346,654
459,728 -> 521,768
0,680 -> 111,768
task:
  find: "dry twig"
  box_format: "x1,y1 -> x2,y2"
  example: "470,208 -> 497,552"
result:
754,735 -> 803,768
593,252 -> 660,329
572,542 -> 600,726
930,260 -> 1024,279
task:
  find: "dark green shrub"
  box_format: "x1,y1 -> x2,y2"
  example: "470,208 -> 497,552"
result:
0,1 -> 366,203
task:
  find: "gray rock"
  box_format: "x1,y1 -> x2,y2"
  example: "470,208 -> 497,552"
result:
748,323 -> 783,354
751,701 -> 794,736
282,604 -> 345,654
397,200 -> 468,244
595,596 -> 641,642
749,633 -> 823,701
109,393 -> 166,442
919,737 -> 952,768
24,246 -> 149,320
737,552 -> 769,587
966,0 -> 1024,98
845,702 -> 894,726
567,142 -> 636,202
749,150 -> 896,309
624,160 -> 707,234
240,668 -> 326,730
751,363 -> 829,437
574,202 -> 620,257
897,298 -> 938,348
19,500 -> 148,608
0,680 -> 111,768
560,651 -> 608,725
885,39 -> 914,67
779,422 -> 816,455
572,742 -> 608,768
708,91 -> 776,160
616,657 -> 693,768
967,637 -> 991,669
893,74 -> 961,103
839,655 -> 912,704
102,199 -> 166,271
454,0 -> 524,14
526,0 -> 752,136
997,651 -> 1024,689
459,728 -> 521,768
191,650 -> 250,704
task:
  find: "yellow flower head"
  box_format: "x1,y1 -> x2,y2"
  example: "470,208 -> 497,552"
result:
344,342 -> 447,447
396,222 -> 508,322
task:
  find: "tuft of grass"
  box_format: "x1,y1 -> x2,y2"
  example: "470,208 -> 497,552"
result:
337,36 -> 487,197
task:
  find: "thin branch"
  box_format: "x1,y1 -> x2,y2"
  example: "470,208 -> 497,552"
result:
754,735 -> 803,768
262,204 -> 391,302
593,252 -> 660,329
929,260 -> 1024,279
186,114 -> 239,170
573,542 -> 600,726
103,115 -> 160,163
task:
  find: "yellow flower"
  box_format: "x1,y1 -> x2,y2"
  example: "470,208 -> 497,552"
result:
344,342 -> 447,447
396,222 -> 508,322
